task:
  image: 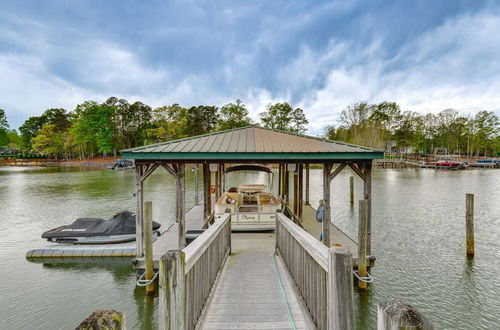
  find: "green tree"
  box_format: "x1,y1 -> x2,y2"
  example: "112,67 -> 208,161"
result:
472,111 -> 499,156
147,104 -> 190,142
72,101 -> 116,157
186,105 -> 219,136
31,124 -> 63,157
218,100 -> 253,130
19,116 -> 47,151
259,102 -> 308,134
0,109 -> 9,147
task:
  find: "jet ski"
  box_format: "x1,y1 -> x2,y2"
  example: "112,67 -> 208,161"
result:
42,210 -> 161,244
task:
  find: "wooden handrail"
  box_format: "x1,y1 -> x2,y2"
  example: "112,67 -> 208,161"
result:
276,212 -> 328,269
183,213 -> 231,272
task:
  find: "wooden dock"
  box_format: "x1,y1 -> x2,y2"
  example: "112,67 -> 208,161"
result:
134,203 -> 206,270
198,233 -> 315,329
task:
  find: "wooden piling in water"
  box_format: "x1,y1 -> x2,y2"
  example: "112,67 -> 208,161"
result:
349,176 -> 354,204
144,201 -> 155,295
358,200 -> 368,289
466,193 -> 474,257
377,299 -> 434,330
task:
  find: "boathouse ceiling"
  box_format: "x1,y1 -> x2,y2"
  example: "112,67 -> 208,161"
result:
122,126 -> 384,162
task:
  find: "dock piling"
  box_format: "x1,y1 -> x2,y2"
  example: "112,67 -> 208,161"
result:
466,193 -> 474,257
144,201 -> 155,295
358,200 -> 368,289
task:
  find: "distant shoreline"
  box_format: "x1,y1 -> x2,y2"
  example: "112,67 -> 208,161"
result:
0,157 -> 116,168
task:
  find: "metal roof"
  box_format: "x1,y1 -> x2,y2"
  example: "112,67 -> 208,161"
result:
122,126 -> 384,161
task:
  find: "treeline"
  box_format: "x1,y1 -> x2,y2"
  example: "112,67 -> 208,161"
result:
1,99 -> 498,158
0,99 -> 308,159
325,102 -> 499,156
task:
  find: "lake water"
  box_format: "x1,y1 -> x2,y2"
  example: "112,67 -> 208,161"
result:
0,166 -> 498,329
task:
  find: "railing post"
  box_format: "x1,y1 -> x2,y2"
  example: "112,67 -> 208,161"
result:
194,164 -> 199,205
159,250 -> 186,330
328,247 -> 355,330
377,299 -> 434,330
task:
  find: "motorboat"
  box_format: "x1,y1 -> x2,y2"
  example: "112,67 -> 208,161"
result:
108,159 -> 135,170
42,210 -> 161,244
214,165 -> 281,231
434,160 -> 466,169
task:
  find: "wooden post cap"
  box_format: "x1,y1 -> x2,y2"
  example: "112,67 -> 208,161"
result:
377,299 -> 433,330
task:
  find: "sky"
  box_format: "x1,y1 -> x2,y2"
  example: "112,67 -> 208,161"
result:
1,0 -> 500,135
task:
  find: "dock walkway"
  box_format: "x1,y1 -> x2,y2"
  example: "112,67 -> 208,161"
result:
289,200 -> 359,262
198,233 -> 315,330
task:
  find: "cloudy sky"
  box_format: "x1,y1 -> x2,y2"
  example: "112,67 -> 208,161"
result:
1,0 -> 499,134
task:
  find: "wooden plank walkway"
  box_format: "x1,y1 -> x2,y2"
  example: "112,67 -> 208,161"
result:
289,200 -> 359,262
198,233 -> 315,330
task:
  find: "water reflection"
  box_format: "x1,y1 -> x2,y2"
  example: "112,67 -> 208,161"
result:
0,167 -> 499,329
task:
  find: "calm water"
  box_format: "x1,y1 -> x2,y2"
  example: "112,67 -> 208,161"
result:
0,166 -> 498,329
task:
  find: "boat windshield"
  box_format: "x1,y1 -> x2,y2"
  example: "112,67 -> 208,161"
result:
224,165 -> 274,192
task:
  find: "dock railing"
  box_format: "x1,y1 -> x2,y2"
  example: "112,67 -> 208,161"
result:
276,212 -> 355,330
158,213 -> 231,330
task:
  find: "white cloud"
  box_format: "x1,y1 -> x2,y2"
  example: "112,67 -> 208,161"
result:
294,10 -> 500,135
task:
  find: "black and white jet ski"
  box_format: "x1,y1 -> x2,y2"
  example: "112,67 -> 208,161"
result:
41,210 -> 161,244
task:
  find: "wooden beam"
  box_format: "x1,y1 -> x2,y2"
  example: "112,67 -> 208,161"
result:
141,162 -> 160,182
347,163 -> 366,182
203,163 -> 210,225
278,164 -> 282,197
323,163 -> 332,246
174,164 -> 186,249
305,163 -> 310,205
194,164 -> 199,205
135,164 -> 144,257
293,164 -> 299,218
363,162 -> 372,255
298,163 -> 303,220
329,163 -> 347,181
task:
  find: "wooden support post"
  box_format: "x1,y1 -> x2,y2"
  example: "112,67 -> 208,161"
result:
466,193 -> 474,257
305,163 -> 310,205
323,163 -> 332,247
203,164 -> 210,225
135,165 -> 144,257
221,164 -> 225,193
363,162 -> 373,255
377,299 -> 434,330
358,199 -> 368,289
194,164 -> 199,205
144,201 -> 155,295
218,164 -> 223,197
350,176 -> 354,204
176,165 -> 186,249
278,164 -> 282,197
328,247 -> 355,330
159,250 -> 186,330
298,163 -> 303,220
285,165 -> 290,205
293,164 -> 299,216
